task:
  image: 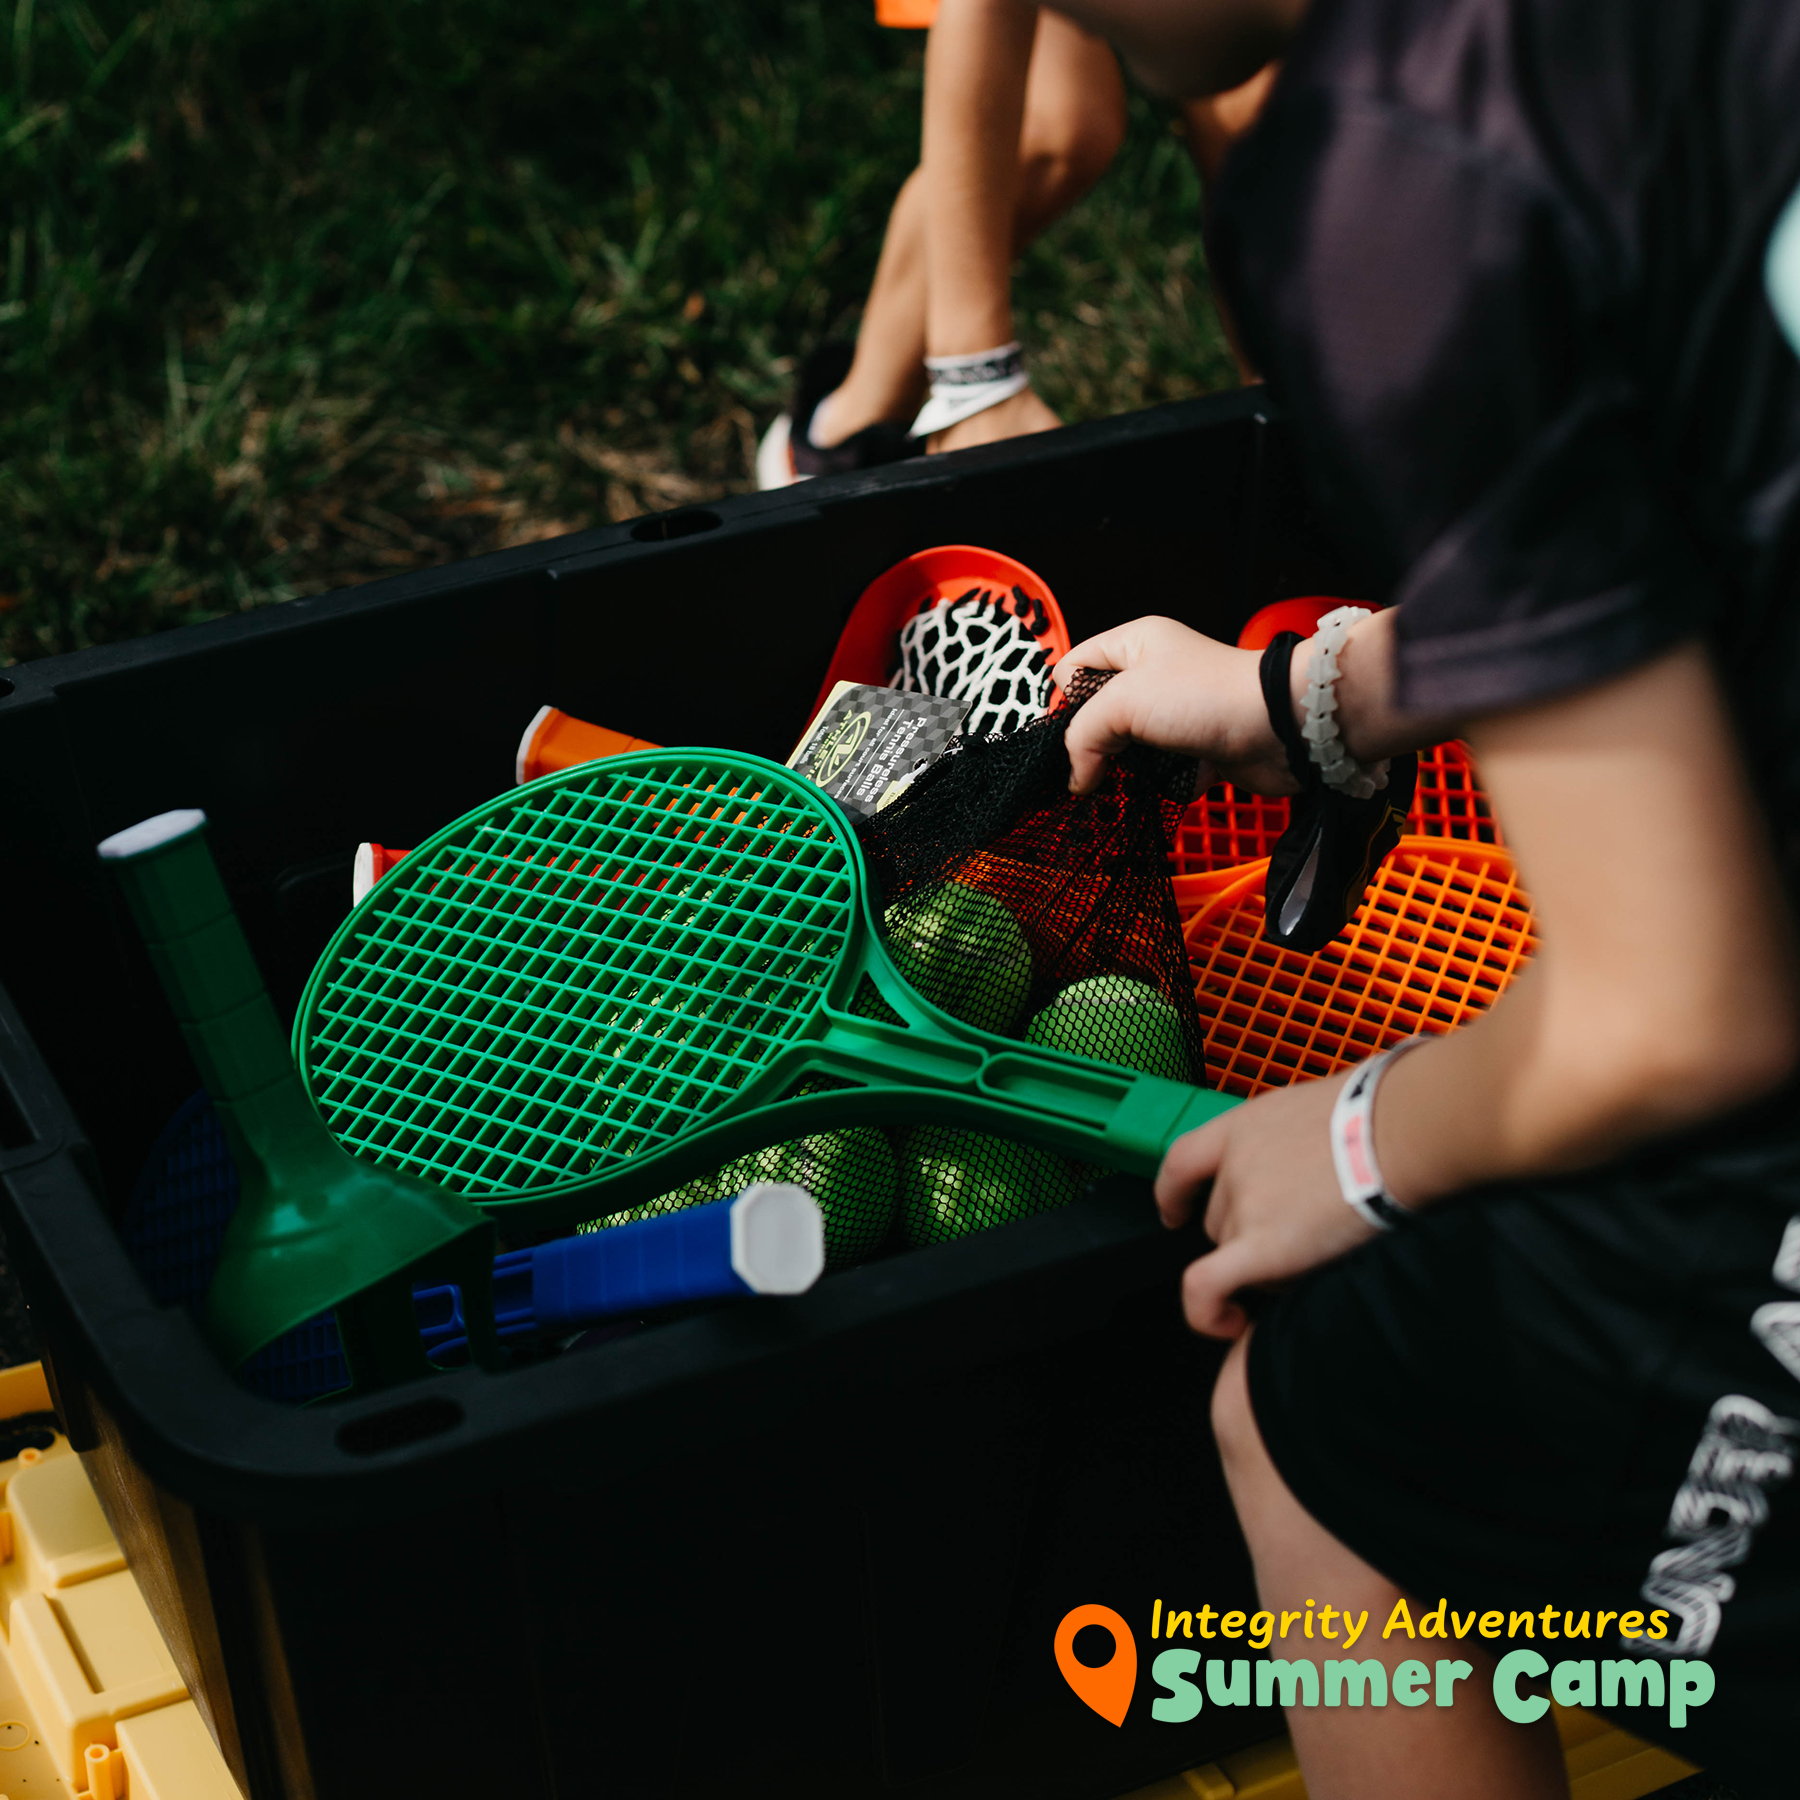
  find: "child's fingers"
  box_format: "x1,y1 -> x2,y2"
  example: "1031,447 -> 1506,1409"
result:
1062,677 -> 1142,793
1055,617 -> 1185,690
1052,625 -> 1136,692
1181,1240 -> 1258,1339
1155,1114 -> 1228,1227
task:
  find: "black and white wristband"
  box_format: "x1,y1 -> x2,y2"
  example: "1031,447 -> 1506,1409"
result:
909,342 -> 1030,438
1330,1035 -> 1427,1230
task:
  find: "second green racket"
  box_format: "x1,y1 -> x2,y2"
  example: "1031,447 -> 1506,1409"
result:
295,750 -> 1234,1233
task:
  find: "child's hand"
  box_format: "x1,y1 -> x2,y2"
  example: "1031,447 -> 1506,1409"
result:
1156,1073 -> 1380,1339
1054,617 -> 1296,796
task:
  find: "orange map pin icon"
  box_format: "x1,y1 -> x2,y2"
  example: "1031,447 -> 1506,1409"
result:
1053,1604 -> 1137,1726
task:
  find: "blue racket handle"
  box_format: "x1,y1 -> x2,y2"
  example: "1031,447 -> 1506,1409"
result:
536,1183 -> 822,1326
416,1185 -> 824,1357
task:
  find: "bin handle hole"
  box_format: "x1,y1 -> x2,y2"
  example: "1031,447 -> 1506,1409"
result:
336,1395 -> 464,1455
0,679 -> 14,700
629,508 -> 721,543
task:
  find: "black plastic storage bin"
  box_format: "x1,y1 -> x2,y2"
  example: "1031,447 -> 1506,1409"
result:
0,390 -> 1357,1800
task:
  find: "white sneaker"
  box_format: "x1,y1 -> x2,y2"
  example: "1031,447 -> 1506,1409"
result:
756,413 -> 812,490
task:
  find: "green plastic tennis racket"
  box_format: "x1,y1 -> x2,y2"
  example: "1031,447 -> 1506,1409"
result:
295,750 -> 1235,1234
100,810 -> 503,1385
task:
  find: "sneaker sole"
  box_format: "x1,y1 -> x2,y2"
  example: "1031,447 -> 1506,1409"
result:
755,413 -> 814,491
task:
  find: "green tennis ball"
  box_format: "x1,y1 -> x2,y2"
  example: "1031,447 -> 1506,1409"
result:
716,1128 -> 899,1268
899,1126 -> 1081,1247
597,1129 -> 898,1265
578,1165 -> 724,1235
1025,975 -> 1193,1081
884,882 -> 1033,1033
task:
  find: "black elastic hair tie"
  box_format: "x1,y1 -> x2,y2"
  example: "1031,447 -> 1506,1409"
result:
1259,630 -> 1321,792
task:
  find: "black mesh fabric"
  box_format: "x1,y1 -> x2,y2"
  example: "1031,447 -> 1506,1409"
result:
858,669 -> 1206,1081
580,1073 -> 903,1272
848,670 -> 1206,1245
587,673 -> 1206,1262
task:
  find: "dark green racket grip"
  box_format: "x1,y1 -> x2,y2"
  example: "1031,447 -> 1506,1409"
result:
100,810 -> 500,1389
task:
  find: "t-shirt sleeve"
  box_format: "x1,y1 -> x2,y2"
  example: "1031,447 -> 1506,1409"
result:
1214,89 -> 1706,715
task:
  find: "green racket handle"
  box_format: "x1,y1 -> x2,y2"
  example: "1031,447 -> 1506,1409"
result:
693,939 -> 1234,1183
819,977 -> 1233,1170
100,811 -> 499,1386
102,810 -> 330,1173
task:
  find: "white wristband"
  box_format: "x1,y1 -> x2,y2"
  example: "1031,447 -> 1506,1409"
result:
1330,1035 -> 1427,1230
1301,605 -> 1391,799
909,342 -> 1030,438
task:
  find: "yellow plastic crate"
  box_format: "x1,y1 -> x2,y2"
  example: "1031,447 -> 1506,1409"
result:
0,1361 -> 242,1799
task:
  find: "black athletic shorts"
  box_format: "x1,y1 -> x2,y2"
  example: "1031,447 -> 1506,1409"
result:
1247,1080 -> 1800,1798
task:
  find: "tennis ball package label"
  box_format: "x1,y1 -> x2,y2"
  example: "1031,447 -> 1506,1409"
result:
788,682 -> 969,822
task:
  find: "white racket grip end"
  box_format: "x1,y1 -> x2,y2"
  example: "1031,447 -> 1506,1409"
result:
729,1183 -> 825,1295
97,808 -> 207,861
515,704 -> 555,787
351,842 -> 375,907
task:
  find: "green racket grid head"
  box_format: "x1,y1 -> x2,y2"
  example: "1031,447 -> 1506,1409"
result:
99,811 -> 502,1390
296,750 -> 1236,1237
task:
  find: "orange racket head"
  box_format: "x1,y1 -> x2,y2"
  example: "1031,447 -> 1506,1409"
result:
1235,595 -> 1358,651
1169,740 -> 1506,879
808,545 -> 1071,723
1409,738 -> 1503,845
1170,786 -> 1292,874
1177,837 -> 1536,1096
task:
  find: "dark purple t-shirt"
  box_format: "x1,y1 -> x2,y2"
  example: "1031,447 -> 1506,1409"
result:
1211,0 -> 1800,838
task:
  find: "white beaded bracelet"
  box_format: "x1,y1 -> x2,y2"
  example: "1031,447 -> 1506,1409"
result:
1330,1034 -> 1427,1230
1300,605 -> 1390,800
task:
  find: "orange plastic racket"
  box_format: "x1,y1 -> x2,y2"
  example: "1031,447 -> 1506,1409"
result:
1170,601 -> 1504,877
1178,837 -> 1537,1096
1171,739 -> 1505,877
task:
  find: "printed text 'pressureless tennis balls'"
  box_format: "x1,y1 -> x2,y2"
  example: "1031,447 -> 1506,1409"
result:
1025,976 -> 1193,1082
884,881 -> 1034,1034
900,1125 -> 1080,1246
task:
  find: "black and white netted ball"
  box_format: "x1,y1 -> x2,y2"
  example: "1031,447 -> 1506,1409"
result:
894,593 -> 1053,736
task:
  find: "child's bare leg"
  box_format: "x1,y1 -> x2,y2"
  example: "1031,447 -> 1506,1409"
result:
927,2 -> 1124,450
821,1 -> 1125,450
810,167 -> 930,448
1012,9 -> 1128,244
1212,1333 -> 1569,1800
1181,61 -> 1278,185
1182,63 -> 1278,381
814,0 -> 1036,449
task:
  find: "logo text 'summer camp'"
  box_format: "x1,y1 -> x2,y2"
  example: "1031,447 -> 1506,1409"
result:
1052,1599 -> 1712,1731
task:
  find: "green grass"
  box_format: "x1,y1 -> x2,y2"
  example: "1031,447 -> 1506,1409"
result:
1,0 -> 1237,665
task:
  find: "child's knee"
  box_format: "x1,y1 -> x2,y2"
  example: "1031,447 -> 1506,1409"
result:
1018,109 -> 1124,213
